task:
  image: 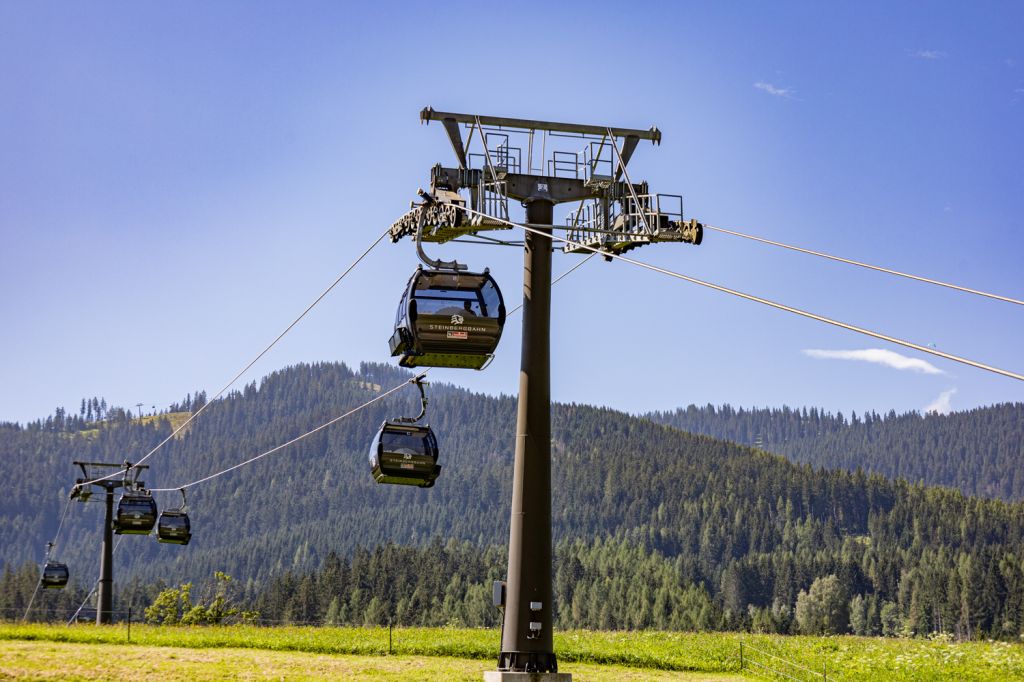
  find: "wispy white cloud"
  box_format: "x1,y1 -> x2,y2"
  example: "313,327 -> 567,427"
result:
909,49 -> 946,60
754,81 -> 794,98
924,388 -> 957,415
802,348 -> 945,375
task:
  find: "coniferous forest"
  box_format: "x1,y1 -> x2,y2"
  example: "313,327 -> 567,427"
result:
648,402 -> 1024,501
2,361 -> 1023,639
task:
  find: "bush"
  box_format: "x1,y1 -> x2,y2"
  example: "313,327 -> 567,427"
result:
145,572 -> 258,625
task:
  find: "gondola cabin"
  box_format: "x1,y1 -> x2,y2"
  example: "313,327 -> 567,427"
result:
369,421 -> 441,488
114,491 -> 157,534
389,268 -> 505,370
41,562 -> 69,589
157,510 -> 192,545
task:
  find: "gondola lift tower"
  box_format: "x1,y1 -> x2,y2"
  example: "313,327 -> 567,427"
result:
69,461 -> 152,624
388,108 -> 702,680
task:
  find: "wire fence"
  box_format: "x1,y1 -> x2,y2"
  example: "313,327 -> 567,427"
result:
1,607 -> 493,656
4,606 -> 850,678
1,606 -> 494,630
739,637 -> 840,682
2,607 -> 341,632
2,606 -> 134,625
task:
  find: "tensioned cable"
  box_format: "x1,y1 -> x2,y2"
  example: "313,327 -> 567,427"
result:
67,535 -> 124,625
456,204 -> 1024,382
148,250 -> 595,493
452,238 -> 525,248
53,495 -> 74,537
22,497 -> 74,622
452,234 -> 526,247
39,225 -> 392,621
76,227 -> 391,489
705,223 -> 1024,306
741,640 -> 835,680
506,252 -> 597,317
21,575 -> 44,624
745,658 -> 805,682
29,215 -> 594,623
150,377 -> 417,491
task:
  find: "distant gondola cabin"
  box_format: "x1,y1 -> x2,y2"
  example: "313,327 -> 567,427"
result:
41,562 -> 69,589
369,421 -> 441,488
115,491 -> 157,535
389,268 -> 505,370
157,510 -> 192,545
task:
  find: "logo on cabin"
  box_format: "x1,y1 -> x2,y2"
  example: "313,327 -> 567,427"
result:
451,314 -> 464,325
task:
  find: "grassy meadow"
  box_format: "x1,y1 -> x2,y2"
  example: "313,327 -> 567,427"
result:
0,640 -> 742,682
1,623 -> 1022,680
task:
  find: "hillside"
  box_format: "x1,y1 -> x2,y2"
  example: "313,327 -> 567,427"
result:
3,362 -> 1024,638
646,403 -> 1024,501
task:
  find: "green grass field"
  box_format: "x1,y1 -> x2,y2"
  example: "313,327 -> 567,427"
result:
1,623 -> 1022,680
0,640 -> 742,681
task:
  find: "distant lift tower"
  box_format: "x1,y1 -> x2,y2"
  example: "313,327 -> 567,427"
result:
391,108 -> 702,679
70,461 -> 147,625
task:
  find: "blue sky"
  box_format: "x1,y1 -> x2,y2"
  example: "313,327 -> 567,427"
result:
2,2 -> 1022,425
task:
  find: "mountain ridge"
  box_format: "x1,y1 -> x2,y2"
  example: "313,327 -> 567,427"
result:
3,361 -> 1022,637
647,402 -> 1024,500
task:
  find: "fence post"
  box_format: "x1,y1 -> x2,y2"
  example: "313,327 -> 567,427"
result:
823,660 -> 827,682
389,621 -> 393,655
739,638 -> 744,671
127,607 -> 131,642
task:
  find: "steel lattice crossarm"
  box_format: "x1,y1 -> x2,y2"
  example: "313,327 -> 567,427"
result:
388,107 -> 704,257
71,461 -> 147,499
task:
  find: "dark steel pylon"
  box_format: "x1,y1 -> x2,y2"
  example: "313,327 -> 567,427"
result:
390,108 -> 700,677
71,461 -> 148,624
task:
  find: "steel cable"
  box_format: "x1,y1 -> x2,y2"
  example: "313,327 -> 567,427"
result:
28,216 -> 597,620
22,497 -> 73,622
76,227 -> 391,489
455,205 -> 1024,382
67,536 -> 124,625
149,377 -> 418,491
704,223 -> 1024,306
44,228 -> 389,581
148,252 -> 595,492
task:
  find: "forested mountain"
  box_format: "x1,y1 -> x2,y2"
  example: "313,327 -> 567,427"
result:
647,403 -> 1024,501
2,362 -> 1024,638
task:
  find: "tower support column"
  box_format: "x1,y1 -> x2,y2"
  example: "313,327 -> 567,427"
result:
97,486 -> 114,625
495,198 -> 562,676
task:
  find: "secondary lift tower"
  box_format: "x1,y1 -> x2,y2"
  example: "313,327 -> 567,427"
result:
70,461 -> 147,624
390,108 -> 702,679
